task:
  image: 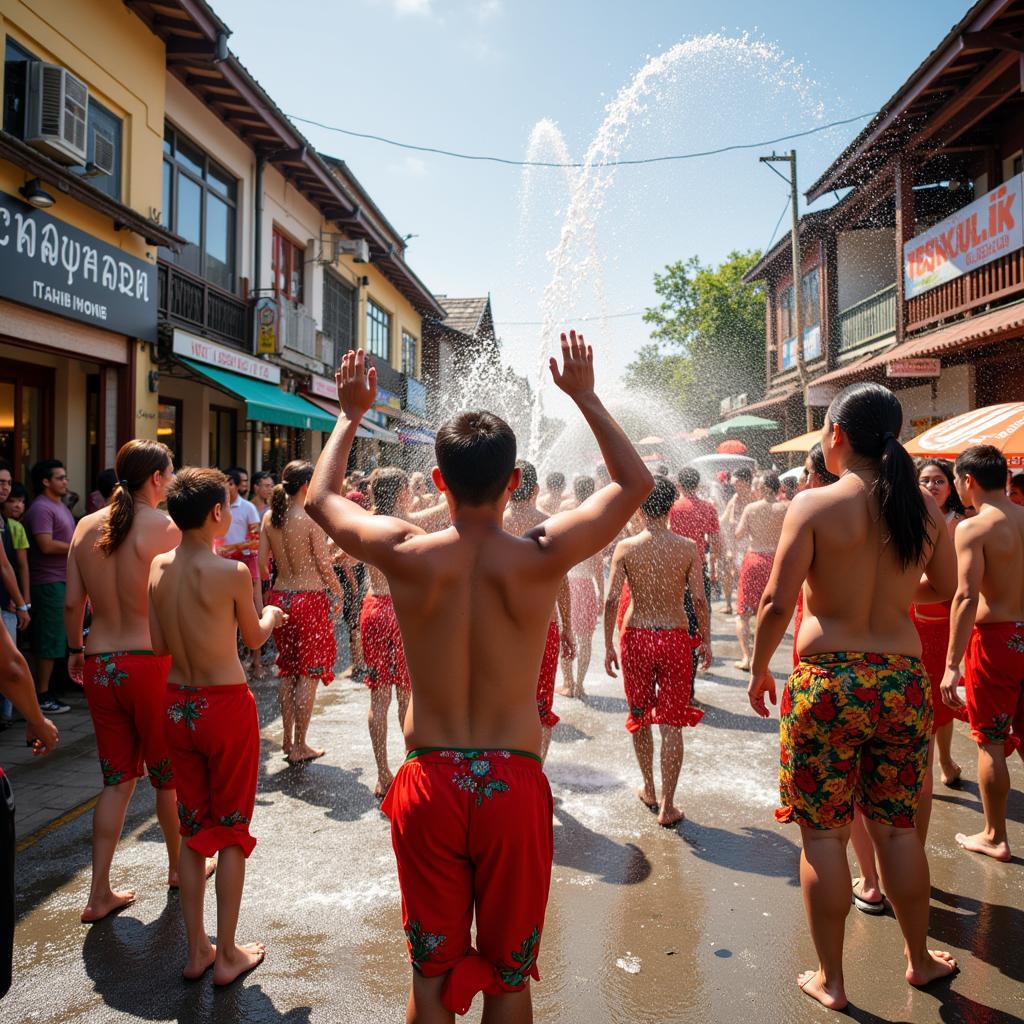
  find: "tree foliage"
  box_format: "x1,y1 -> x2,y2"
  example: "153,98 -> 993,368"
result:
627,250 -> 765,422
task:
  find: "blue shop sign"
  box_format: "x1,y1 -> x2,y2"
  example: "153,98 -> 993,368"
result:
404,376 -> 427,417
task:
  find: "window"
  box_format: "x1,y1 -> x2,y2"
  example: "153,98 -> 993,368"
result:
401,331 -> 418,377
801,267 -> 820,327
367,300 -> 391,360
778,286 -> 793,344
323,272 -> 357,351
86,98 -> 122,201
3,39 -> 33,137
209,406 -> 237,469
272,229 -> 304,305
779,268 -> 821,369
161,124 -> 238,292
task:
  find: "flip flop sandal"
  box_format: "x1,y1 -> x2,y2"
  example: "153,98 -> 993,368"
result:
851,878 -> 885,915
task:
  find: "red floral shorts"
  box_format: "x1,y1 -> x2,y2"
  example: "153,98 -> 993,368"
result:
777,652 -> 932,830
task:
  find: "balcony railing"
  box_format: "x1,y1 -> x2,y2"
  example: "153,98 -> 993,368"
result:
839,284 -> 896,351
905,248 -> 1024,333
157,260 -> 249,349
279,302 -> 318,359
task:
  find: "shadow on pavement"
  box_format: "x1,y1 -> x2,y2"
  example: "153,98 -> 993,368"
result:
675,821 -> 801,886
82,898 -> 311,1022
551,721 -> 591,744
552,800 -> 651,885
580,693 -> 629,715
932,777 -> 1023,826
929,885 -> 1023,983
697,701 -> 777,734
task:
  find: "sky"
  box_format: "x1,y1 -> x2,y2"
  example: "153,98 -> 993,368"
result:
212,0 -> 969,413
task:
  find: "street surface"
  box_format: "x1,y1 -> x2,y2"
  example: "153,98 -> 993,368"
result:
5,608 -> 1023,1024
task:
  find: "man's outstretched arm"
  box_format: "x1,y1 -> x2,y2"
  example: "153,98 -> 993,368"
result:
531,332 -> 653,572
306,350 -> 423,571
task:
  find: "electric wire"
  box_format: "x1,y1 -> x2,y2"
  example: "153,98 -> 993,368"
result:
288,111 -> 875,169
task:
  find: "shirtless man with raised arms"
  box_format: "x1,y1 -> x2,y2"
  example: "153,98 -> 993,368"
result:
307,335 -> 651,1022
64,440 -> 201,923
941,444 -> 1024,863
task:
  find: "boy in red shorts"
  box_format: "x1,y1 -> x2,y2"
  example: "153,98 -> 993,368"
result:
503,459 -> 575,763
942,444 -> 1024,863
307,336 -> 651,1020
149,468 -> 285,985
604,478 -> 710,826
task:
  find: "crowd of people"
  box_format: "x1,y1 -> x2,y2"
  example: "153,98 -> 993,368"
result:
0,334 -> 1022,1020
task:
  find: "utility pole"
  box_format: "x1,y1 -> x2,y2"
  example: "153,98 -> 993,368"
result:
760,149 -> 813,431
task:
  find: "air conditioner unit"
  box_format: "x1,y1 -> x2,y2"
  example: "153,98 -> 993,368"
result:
26,62 -> 88,165
332,237 -> 370,264
87,127 -> 115,178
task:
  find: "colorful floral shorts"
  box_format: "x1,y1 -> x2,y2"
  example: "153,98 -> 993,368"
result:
964,622 -> 1024,756
777,652 -> 932,830
382,748 -> 553,1015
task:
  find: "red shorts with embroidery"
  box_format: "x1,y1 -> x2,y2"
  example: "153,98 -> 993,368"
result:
964,621 -> 1024,756
536,621 -> 560,728
737,550 -> 773,615
620,627 -> 703,733
164,683 -> 260,858
381,748 -> 553,1016
266,589 -> 336,685
360,594 -> 410,690
911,604 -> 967,733
84,651 -> 173,789
569,577 -> 600,636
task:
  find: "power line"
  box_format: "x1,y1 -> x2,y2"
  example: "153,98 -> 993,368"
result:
496,309 -> 648,327
288,111 -> 875,169
764,193 -> 792,256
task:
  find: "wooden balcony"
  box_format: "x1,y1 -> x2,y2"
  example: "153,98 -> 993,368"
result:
157,260 -> 250,349
905,248 -> 1024,334
839,284 -> 896,352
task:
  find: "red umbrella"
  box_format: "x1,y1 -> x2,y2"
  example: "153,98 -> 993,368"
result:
716,439 -> 748,455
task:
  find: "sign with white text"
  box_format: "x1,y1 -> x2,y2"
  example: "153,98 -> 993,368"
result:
172,329 -> 280,382
904,176 -> 1024,298
309,373 -> 338,400
887,358 -> 941,378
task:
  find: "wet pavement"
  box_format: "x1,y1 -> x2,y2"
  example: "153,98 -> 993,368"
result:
5,606 -> 1023,1023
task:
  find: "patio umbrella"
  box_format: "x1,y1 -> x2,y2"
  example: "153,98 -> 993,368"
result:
769,428 -> 822,455
636,434 -> 665,446
904,403 -> 1024,468
716,439 -> 748,455
709,414 -> 779,436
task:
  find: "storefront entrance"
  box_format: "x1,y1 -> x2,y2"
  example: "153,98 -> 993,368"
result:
261,423 -> 305,477
0,357 -> 54,486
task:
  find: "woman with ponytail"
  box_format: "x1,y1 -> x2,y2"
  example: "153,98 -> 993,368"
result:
746,382 -> 958,1010
260,460 -> 344,763
64,440 -> 200,921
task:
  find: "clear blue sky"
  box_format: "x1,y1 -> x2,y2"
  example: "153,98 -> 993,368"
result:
213,0 -> 968,404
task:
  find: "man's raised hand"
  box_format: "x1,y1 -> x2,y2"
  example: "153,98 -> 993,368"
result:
550,330 -> 595,400
336,349 -> 377,422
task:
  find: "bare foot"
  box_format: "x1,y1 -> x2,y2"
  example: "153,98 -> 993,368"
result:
940,762 -> 962,787
955,831 -> 1011,862
556,686 -> 573,697
796,968 -> 847,1010
287,745 -> 325,764
573,685 -> 586,699
281,744 -> 292,761
906,950 -> 958,987
733,660 -> 750,671
80,889 -> 136,923
375,775 -> 393,799
183,942 -> 216,981
657,803 -> 685,827
168,857 -> 216,889
637,787 -> 658,810
213,941 -> 266,986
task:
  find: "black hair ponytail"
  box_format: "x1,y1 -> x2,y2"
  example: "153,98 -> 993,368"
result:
828,382 -> 931,568
270,460 -> 314,529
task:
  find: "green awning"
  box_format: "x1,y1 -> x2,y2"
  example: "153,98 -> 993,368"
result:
180,359 -> 336,432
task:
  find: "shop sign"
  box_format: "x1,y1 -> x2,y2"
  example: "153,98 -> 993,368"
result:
253,296 -> 279,355
172,329 -> 280,383
904,175 -> 1024,299
887,358 -> 941,378
0,189 -> 157,340
309,373 -> 338,400
374,387 -> 402,414
364,407 -> 388,428
404,377 -> 427,417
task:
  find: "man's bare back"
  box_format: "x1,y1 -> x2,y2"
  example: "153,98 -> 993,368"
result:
737,497 -> 787,554
150,540 -> 279,687
261,507 -> 338,594
785,475 -> 952,658
307,337 -> 653,758
962,503 -> 1024,624
68,505 -> 180,653
614,530 -> 701,631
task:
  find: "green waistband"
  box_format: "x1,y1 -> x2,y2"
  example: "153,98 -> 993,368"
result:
87,649 -> 157,658
405,746 -> 542,764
